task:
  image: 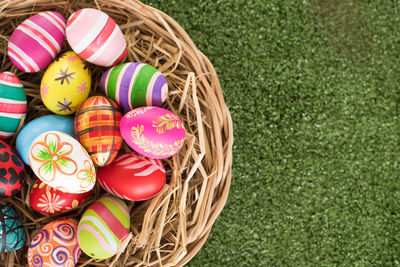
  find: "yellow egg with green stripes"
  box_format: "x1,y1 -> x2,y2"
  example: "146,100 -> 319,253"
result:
101,62 -> 168,110
77,195 -> 130,259
41,51 -> 91,115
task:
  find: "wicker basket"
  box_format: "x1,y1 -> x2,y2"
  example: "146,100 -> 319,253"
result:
0,0 -> 233,266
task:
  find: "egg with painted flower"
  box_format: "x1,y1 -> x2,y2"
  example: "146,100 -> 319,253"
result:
27,218 -> 81,267
0,202 -> 26,252
28,131 -> 96,193
120,107 -> 186,159
41,51 -> 91,115
29,179 -> 92,215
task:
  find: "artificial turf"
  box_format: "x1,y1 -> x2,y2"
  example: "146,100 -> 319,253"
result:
143,0 -> 400,266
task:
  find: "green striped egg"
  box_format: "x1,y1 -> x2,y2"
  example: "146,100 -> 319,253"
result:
77,196 -> 130,259
101,62 -> 168,110
0,72 -> 27,139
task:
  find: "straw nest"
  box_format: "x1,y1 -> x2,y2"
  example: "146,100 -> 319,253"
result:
0,0 -> 233,266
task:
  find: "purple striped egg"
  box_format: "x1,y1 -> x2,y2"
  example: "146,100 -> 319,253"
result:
8,11 -> 66,73
101,63 -> 168,110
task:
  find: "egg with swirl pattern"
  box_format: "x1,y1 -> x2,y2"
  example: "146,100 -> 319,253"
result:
27,218 -> 81,267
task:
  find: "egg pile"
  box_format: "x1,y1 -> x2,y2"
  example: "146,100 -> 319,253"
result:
1,8 -> 186,266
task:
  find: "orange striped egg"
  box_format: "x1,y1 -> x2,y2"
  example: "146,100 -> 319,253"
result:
66,8 -> 127,67
74,96 -> 123,167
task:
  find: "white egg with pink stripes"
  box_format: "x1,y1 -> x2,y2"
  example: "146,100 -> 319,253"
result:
66,8 -> 127,67
7,11 -> 66,73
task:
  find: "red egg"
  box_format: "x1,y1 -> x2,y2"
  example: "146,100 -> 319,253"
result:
30,179 -> 92,214
97,152 -> 166,201
0,140 -> 25,198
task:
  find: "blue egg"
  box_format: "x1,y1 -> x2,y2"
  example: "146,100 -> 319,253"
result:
0,202 -> 26,252
16,114 -> 75,165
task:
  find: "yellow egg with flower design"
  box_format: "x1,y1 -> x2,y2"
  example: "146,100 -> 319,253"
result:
41,51 -> 91,115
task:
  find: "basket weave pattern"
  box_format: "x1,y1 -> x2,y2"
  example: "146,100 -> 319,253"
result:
0,0 -> 233,266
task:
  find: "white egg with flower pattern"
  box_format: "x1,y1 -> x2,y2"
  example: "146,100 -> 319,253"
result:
28,131 -> 96,193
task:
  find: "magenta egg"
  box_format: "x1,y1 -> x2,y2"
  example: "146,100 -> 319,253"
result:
120,107 -> 186,159
8,11 -> 66,72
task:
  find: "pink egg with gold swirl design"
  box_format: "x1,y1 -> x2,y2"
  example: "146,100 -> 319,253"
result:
27,218 -> 81,267
120,107 -> 186,159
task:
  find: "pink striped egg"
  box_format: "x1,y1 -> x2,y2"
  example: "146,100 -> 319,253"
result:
66,8 -> 127,67
0,72 -> 27,139
8,11 -> 66,73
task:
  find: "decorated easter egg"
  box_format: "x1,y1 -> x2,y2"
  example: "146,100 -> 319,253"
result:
28,131 -> 96,193
66,8 -> 127,67
41,51 -> 91,115
101,63 -> 168,110
120,107 -> 186,159
30,179 -> 92,215
74,96 -> 122,167
0,72 -> 27,139
8,11 -> 65,72
0,202 -> 26,252
16,115 -> 75,165
78,196 -> 129,259
27,218 -> 81,267
98,152 -> 165,201
0,140 -> 25,198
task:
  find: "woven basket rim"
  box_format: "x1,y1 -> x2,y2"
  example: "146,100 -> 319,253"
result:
0,0 -> 233,266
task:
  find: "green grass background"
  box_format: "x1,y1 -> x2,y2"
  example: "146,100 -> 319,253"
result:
142,0 -> 400,266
